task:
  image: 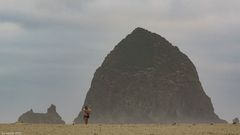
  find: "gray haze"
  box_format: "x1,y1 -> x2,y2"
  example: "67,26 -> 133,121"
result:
0,0 -> 239,123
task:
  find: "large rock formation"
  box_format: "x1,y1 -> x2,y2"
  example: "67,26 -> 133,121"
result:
18,104 -> 65,124
74,27 -> 226,124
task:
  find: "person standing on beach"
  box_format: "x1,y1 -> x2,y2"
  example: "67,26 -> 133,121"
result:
83,105 -> 91,125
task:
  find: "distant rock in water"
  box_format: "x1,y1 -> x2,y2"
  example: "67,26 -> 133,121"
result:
18,104 -> 65,124
233,117 -> 239,124
74,27 -> 226,124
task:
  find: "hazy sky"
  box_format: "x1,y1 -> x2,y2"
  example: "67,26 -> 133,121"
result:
0,0 -> 239,123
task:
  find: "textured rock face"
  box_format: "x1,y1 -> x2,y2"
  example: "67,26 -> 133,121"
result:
18,104 -> 65,124
74,27 -> 226,124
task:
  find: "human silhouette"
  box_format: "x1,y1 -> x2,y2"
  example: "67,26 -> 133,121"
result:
82,106 -> 91,125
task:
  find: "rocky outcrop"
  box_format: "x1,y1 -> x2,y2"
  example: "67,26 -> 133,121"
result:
74,27 -> 226,124
18,104 -> 65,124
233,117 -> 239,124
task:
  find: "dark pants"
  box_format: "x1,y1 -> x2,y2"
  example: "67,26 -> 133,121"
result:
83,115 -> 89,125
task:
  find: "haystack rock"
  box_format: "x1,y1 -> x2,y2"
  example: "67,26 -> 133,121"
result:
74,27 -> 226,124
18,104 -> 65,124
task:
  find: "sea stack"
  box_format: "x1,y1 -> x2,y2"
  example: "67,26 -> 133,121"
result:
18,104 -> 65,124
74,27 -> 226,124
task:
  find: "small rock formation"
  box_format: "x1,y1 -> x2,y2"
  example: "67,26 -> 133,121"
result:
233,117 -> 239,124
74,27 -> 226,124
18,104 -> 65,124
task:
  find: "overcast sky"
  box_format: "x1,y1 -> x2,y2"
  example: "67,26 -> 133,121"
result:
0,0 -> 239,123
